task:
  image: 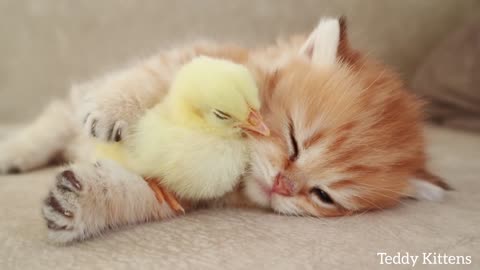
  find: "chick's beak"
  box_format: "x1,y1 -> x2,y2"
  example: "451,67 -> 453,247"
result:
239,109 -> 270,136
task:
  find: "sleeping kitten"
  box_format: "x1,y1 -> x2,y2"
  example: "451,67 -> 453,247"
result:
0,18 -> 449,243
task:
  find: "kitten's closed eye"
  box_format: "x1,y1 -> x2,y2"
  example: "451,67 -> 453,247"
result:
311,188 -> 334,204
288,122 -> 299,161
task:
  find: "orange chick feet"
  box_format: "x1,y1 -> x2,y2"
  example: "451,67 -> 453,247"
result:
145,178 -> 185,214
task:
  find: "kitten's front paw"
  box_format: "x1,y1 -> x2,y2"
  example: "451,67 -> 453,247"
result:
71,85 -> 130,142
83,111 -> 127,142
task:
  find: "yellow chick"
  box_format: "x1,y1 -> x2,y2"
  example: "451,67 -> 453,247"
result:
97,56 -> 269,201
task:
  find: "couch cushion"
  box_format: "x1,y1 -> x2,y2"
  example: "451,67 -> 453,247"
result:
413,20 -> 480,132
1,0 -> 480,123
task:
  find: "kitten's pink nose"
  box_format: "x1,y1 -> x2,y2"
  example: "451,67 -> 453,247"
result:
272,174 -> 294,196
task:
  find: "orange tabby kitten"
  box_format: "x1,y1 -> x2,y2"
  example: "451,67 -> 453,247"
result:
0,17 -> 448,243
228,18 -> 450,217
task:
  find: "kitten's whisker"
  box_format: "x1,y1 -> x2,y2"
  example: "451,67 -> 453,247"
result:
354,195 -> 385,210
362,68 -> 386,93
355,188 -> 413,208
352,183 -> 411,197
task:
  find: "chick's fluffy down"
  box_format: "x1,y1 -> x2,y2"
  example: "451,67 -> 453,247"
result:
129,113 -> 250,200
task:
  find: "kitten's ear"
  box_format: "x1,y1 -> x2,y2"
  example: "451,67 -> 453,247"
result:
409,169 -> 452,201
300,17 -> 348,67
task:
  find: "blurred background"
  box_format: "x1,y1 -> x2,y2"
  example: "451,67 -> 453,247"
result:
1,0 -> 479,129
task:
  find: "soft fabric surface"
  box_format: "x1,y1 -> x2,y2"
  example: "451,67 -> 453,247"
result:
413,19 -> 480,132
1,125 -> 479,270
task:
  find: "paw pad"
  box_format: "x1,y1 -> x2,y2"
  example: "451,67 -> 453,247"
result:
60,170 -> 82,191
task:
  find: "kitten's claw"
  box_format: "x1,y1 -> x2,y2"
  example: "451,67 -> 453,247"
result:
44,192 -> 74,218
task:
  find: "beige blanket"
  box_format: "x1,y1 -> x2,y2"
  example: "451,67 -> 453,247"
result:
1,125 -> 479,270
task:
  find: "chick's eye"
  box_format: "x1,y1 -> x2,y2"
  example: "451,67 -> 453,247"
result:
213,110 -> 231,120
310,188 -> 334,204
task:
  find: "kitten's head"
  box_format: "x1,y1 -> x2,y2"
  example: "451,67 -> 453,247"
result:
243,18 -> 448,216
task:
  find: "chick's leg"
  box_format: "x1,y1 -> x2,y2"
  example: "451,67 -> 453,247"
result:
146,178 -> 185,214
